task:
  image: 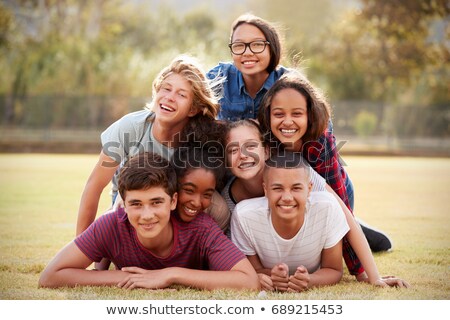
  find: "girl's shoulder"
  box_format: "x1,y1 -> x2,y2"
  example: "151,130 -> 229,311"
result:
206,62 -> 238,79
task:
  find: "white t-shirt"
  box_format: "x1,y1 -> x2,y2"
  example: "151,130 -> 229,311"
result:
230,191 -> 349,274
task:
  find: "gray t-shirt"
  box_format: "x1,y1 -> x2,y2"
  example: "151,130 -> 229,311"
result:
101,110 -> 174,191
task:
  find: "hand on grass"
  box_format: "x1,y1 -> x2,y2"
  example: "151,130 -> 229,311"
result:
257,273 -> 274,291
378,275 -> 410,288
357,272 -> 410,288
118,266 -> 172,290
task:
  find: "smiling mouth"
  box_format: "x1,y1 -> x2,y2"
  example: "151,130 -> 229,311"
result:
160,104 -> 175,112
242,60 -> 257,66
183,206 -> 199,217
280,129 -> 297,134
139,222 -> 157,230
238,162 -> 255,169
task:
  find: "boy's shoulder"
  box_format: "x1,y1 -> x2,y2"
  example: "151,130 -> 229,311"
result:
234,197 -> 268,217
308,191 -> 341,213
117,109 -> 153,127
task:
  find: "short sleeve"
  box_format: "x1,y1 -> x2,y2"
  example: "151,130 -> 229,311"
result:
324,197 -> 350,249
230,207 -> 256,256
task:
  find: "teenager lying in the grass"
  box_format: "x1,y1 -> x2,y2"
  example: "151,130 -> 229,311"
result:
230,153 -> 410,291
39,152 -> 259,291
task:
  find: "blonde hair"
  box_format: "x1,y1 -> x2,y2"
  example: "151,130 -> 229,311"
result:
147,55 -> 221,120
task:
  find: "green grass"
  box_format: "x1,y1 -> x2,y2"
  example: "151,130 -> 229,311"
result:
0,154 -> 449,300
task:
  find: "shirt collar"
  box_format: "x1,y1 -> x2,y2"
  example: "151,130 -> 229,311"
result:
238,69 -> 279,95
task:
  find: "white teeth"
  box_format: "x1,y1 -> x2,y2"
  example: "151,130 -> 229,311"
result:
281,129 -> 297,134
184,206 -> 198,214
280,205 -> 295,209
243,61 -> 256,65
161,104 -> 174,112
239,162 -> 255,169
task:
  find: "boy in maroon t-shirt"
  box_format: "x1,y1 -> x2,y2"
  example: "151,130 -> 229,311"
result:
39,152 -> 259,291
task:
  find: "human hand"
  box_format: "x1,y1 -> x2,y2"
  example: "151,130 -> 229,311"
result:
375,275 -> 410,288
258,273 -> 274,291
117,267 -> 172,290
287,265 -> 310,292
271,263 -> 289,291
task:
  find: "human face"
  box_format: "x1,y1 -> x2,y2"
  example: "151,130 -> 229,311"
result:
227,125 -> 267,181
124,187 -> 177,248
177,168 -> 216,223
231,23 -> 271,78
263,167 -> 312,231
270,88 -> 308,151
154,73 -> 198,127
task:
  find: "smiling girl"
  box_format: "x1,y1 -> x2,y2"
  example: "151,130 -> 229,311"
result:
207,13 -> 288,121
172,145 -> 229,230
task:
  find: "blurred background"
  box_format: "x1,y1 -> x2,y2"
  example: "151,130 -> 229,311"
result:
0,0 -> 449,156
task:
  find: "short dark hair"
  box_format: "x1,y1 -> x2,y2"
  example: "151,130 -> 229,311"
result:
230,13 -> 283,73
264,151 -> 311,180
171,144 -> 225,191
118,152 -> 177,200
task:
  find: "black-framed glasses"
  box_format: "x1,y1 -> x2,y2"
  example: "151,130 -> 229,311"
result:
228,41 -> 270,55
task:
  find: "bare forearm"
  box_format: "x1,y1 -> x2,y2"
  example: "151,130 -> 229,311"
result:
346,221 -> 381,283
169,267 -> 259,291
326,185 -> 381,283
76,186 -> 103,235
309,268 -> 343,288
39,269 -> 127,288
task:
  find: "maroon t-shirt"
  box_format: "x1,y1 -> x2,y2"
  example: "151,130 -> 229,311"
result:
75,208 -> 245,271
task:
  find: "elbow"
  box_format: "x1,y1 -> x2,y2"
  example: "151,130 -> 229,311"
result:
38,269 -> 59,288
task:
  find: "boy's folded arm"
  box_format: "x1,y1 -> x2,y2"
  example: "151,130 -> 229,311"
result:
168,258 -> 260,291
307,240 -> 344,288
38,241 -> 127,288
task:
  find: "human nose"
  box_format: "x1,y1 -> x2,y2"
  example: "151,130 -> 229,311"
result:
281,190 -> 293,201
282,115 -> 293,126
141,206 -> 156,219
190,194 -> 201,208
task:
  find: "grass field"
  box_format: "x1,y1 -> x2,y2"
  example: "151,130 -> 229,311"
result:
0,154 -> 449,300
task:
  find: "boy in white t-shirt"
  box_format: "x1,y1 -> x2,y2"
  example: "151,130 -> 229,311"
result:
230,152 -> 349,292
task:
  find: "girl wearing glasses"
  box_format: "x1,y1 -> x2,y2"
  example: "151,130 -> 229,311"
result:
207,13 -> 288,121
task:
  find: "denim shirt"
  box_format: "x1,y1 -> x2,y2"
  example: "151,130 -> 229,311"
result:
207,62 -> 288,121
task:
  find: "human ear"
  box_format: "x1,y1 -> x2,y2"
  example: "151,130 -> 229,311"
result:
188,106 -> 200,117
170,192 -> 178,210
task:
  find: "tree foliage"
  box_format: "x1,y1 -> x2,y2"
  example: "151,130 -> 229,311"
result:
1,0 -> 448,137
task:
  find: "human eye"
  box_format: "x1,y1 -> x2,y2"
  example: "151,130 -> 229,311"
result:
203,192 -> 213,200
272,110 -> 284,118
161,85 -> 171,92
232,42 -> 245,51
129,202 -> 142,207
227,146 -> 239,154
182,187 -> 194,194
251,41 -> 265,50
178,91 -> 188,98
246,142 -> 258,150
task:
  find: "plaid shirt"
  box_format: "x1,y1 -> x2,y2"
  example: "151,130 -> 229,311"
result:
303,130 -> 364,275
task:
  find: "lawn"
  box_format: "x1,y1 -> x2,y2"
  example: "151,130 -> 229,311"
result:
0,154 -> 449,300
